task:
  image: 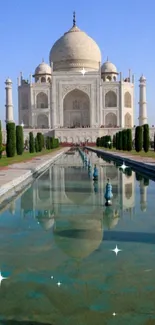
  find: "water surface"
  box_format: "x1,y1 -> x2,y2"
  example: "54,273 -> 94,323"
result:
0,150 -> 155,324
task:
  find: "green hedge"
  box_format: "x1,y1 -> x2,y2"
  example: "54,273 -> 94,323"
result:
6,122 -> 16,157
16,125 -> 24,155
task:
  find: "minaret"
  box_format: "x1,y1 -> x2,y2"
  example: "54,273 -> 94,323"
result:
5,78 -> 14,123
138,74 -> 147,126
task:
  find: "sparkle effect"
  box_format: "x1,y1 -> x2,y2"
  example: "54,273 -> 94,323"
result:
0,271 -> 8,285
80,67 -> 86,76
21,122 -> 24,127
57,281 -> 61,287
120,162 -> 128,171
111,245 -> 122,256
113,312 -> 117,316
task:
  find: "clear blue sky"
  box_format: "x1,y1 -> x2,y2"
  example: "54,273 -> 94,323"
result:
0,0 -> 155,126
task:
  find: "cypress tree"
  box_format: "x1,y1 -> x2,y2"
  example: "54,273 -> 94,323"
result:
118,131 -> 123,150
35,136 -> 39,152
113,134 -> 116,148
16,125 -> 24,155
96,137 -> 101,147
6,122 -> 16,157
122,130 -> 127,151
135,126 -> 143,152
37,132 -> 42,152
143,124 -> 150,152
116,132 -> 119,149
29,132 -> 34,153
0,121 -> 2,158
126,128 -> 132,151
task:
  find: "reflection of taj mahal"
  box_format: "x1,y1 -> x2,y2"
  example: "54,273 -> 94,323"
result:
5,13 -> 152,144
20,151 -> 148,226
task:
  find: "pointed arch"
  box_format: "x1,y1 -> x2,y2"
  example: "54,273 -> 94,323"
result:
63,89 -> 90,127
124,92 -> 131,108
105,91 -> 117,107
124,113 -> 132,127
105,112 -> 117,127
36,92 -> 48,108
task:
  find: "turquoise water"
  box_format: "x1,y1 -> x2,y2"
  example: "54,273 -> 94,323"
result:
0,150 -> 155,324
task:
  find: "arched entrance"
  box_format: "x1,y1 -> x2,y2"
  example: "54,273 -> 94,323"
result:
63,89 -> 90,127
37,114 -> 48,128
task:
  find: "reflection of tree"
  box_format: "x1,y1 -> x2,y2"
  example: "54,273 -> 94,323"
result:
143,177 -> 149,186
135,172 -> 143,181
124,168 -> 132,177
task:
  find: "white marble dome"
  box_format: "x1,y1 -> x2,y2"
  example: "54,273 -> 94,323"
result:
101,59 -> 117,73
49,24 -> 101,71
34,61 -> 51,75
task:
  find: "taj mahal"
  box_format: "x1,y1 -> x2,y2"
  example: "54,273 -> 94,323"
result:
4,13 -> 154,144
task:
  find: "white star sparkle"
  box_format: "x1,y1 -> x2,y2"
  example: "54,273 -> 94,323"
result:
113,312 -> 117,316
120,162 -> 128,171
51,276 -> 54,279
0,271 -> 8,285
80,67 -> 86,76
111,245 -> 122,256
21,122 -> 24,128
57,281 -> 61,287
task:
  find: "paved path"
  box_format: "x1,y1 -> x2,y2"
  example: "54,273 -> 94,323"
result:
0,147 -> 69,204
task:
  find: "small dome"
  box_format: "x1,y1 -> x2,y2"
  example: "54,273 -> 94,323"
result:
34,60 -> 51,76
49,16 -> 101,71
5,77 -> 12,83
101,58 -> 117,73
139,74 -> 146,82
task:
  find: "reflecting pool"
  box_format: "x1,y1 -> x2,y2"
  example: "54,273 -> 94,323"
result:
0,150 -> 155,324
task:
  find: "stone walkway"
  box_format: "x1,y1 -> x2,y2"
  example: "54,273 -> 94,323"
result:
0,147 -> 69,204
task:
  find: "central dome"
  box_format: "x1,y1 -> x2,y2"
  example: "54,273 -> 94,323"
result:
49,16 -> 101,72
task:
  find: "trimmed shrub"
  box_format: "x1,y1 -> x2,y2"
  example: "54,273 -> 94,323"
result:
143,124 -> 149,152
135,126 -> 143,152
16,125 -> 24,155
116,133 -> 119,149
6,122 -> 16,157
126,129 -> 132,151
35,136 -> 39,152
118,131 -> 123,150
0,121 -> 2,158
113,134 -> 116,148
29,132 -> 35,153
37,132 -> 43,152
122,130 -> 127,151
46,136 -> 51,149
96,137 -> 101,147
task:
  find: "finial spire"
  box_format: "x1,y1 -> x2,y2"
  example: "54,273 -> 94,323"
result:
73,11 -> 76,27
107,56 -> 109,61
42,58 -> 44,63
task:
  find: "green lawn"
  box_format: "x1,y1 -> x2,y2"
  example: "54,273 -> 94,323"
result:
95,147 -> 155,158
0,148 -> 60,167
